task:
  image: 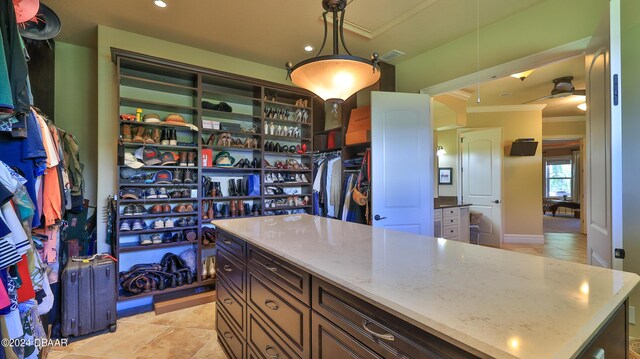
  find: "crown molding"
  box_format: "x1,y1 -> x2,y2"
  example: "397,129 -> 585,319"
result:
444,90 -> 472,101
542,116 -> 586,123
467,104 -> 547,113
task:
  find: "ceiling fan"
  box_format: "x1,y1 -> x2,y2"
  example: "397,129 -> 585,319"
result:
524,76 -> 586,103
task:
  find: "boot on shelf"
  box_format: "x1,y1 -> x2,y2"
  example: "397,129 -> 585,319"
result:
151,128 -> 161,143
214,182 -> 223,197
169,129 -> 178,146
214,203 -> 222,218
237,179 -> 244,196
132,127 -> 145,143
202,201 -> 209,220
230,200 -> 237,217
179,152 -> 188,166
208,200 -> 215,220
228,179 -> 237,197
221,204 -> 230,218
187,152 -> 196,167
238,200 -> 245,217
160,129 -> 169,145
122,124 -> 132,142
244,203 -> 251,216
252,203 -> 260,216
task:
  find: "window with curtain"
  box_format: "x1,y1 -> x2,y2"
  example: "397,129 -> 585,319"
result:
546,157 -> 572,198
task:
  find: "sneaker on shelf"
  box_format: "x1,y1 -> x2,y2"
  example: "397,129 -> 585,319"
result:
153,218 -> 164,229
119,220 -> 131,231
164,218 -> 175,228
183,170 -> 195,184
301,174 -> 309,183
144,188 -> 158,199
265,173 -> 274,183
151,234 -> 163,244
174,218 -> 188,227
162,232 -> 173,243
186,217 -> 196,227
157,187 -> 169,199
123,205 -> 135,216
133,205 -> 146,215
181,189 -> 191,198
131,219 -> 144,231
295,174 -> 302,183
139,235 -> 152,246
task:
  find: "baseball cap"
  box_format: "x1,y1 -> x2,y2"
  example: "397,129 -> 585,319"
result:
153,170 -> 173,184
143,113 -> 161,123
134,147 -> 162,166
160,152 -> 178,165
124,152 -> 144,169
121,188 -> 143,200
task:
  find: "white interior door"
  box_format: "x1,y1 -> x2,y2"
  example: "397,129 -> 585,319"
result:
585,0 -> 622,269
460,128 -> 503,247
371,91 -> 433,235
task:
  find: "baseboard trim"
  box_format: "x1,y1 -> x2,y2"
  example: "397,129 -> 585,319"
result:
503,234 -> 544,244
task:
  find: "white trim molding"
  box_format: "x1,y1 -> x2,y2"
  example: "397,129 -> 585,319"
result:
503,234 -> 545,244
543,116 -> 586,123
445,90 -> 472,101
421,37 -> 592,96
467,104 -> 547,113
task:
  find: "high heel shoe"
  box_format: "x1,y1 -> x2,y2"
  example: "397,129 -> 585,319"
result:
263,159 -> 274,169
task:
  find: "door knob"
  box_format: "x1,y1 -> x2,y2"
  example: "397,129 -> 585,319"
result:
493,200 -> 500,204
374,215 -> 387,221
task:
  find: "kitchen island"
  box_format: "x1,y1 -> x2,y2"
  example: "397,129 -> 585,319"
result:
213,214 -> 639,358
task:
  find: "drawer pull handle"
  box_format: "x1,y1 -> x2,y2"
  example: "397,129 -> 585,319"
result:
223,331 -> 233,340
222,298 -> 233,305
223,265 -> 233,272
265,263 -> 278,272
265,345 -> 279,359
362,321 -> 395,341
223,239 -> 232,245
264,299 -> 279,311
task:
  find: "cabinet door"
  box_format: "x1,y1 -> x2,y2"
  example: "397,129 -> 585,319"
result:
312,312 -> 382,359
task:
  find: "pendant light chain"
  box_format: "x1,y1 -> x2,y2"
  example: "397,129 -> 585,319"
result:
476,0 -> 481,104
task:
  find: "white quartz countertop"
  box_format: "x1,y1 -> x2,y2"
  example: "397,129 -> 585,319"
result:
213,215 -> 639,359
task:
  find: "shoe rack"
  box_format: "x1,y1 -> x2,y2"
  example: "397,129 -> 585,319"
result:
112,49 -> 314,303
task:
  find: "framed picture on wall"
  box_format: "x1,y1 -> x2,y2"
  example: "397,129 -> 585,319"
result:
439,167 -> 453,185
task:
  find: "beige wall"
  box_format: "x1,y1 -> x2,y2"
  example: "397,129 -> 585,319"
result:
466,110 -> 544,237
542,118 -> 586,138
95,25 -> 290,252
54,42 -> 98,206
621,0 -> 640,337
436,129 -> 459,197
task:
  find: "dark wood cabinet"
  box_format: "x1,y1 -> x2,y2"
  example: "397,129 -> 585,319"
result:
215,229 -> 629,359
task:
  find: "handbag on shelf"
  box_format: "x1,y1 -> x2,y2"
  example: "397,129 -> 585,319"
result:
352,149 -> 371,206
247,174 -> 261,196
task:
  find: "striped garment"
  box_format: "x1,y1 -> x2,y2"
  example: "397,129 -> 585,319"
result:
0,203 -> 29,257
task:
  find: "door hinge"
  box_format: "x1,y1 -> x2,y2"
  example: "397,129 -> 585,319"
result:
615,248 -> 625,259
613,74 -> 619,106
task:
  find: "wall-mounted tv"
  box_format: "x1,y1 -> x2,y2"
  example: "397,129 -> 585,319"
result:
510,139 -> 538,156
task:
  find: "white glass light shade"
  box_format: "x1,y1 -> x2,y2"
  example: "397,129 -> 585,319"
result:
290,57 -> 380,101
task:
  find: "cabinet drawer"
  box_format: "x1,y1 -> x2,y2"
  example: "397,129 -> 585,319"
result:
217,275 -> 246,336
443,207 -> 460,217
217,231 -> 247,263
312,311 -> 382,359
248,269 -> 310,357
217,247 -> 246,298
312,278 -> 477,359
577,302 -> 627,359
443,216 -> 459,226
217,305 -> 246,359
443,226 -> 459,239
249,244 -> 310,305
248,308 -> 302,359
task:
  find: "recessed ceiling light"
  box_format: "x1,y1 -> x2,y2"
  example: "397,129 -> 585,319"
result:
304,45 -> 314,52
154,0 -> 167,8
499,92 -> 512,97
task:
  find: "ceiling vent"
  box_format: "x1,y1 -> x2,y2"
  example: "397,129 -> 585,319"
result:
379,50 -> 405,62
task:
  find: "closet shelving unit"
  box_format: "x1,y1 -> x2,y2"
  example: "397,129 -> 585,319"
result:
112,49 -> 314,302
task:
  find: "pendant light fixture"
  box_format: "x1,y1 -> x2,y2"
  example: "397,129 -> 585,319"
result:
286,0 -> 380,103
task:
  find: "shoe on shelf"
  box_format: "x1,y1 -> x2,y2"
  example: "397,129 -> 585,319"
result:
131,219 -> 144,231
221,204 -> 230,218
179,152 -> 188,166
144,188 -> 158,199
212,203 -> 220,218
186,217 -> 196,227
301,174 -> 309,182
140,235 -> 152,246
133,205 -> 146,215
295,174 -> 302,183
183,170 -> 195,183
202,260 -> 208,280
153,218 -> 164,229
123,205 -> 134,216
151,128 -> 161,143
149,204 -> 163,214
151,234 -> 162,244
172,169 -> 184,183
122,125 -> 132,142
173,204 -> 187,213
185,203 -> 195,212
143,129 -> 155,144
163,203 -> 171,213
157,187 -> 168,199
120,220 -> 131,231
162,232 -> 173,243
181,188 -> 191,198
251,158 -> 259,169
172,232 -> 184,242
263,159 -> 274,169
187,152 -> 196,167
207,256 -> 216,279
132,127 -> 145,142
164,218 -> 175,228
174,218 -> 187,227
160,129 -> 169,145
169,129 -> 178,146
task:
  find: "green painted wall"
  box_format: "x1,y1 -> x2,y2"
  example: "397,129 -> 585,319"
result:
54,42 -> 98,206
95,25 -> 290,252
396,0 -> 607,93
621,0 -> 640,337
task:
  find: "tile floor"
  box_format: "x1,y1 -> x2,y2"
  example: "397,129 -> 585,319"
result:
501,232 -> 587,264
45,302 -> 224,359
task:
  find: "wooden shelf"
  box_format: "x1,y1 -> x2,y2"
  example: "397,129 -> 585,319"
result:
119,212 -> 199,219
264,99 -> 312,110
118,183 -> 198,187
120,98 -> 198,115
119,240 -> 198,253
264,134 -> 311,142
202,108 -> 260,121
118,165 -> 197,170
121,143 -> 198,151
264,182 -> 311,187
264,205 -> 312,210
201,129 -> 262,137
202,91 -> 261,107
201,146 -> 262,153
264,194 -> 311,199
119,120 -> 198,132
118,279 -> 215,301
263,151 -> 310,157
263,117 -> 312,127
120,75 -> 197,96
264,169 -> 312,173
118,198 -> 197,204
201,196 -> 261,201
202,167 -> 261,172
118,226 -> 199,236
